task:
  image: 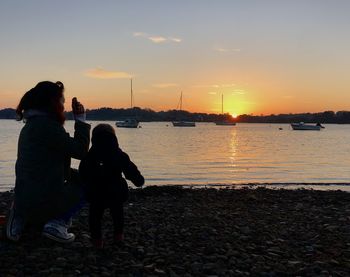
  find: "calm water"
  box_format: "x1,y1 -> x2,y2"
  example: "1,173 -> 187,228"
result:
1,119 -> 350,192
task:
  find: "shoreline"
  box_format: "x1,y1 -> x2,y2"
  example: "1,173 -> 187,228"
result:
1,186 -> 350,276
2,182 -> 350,193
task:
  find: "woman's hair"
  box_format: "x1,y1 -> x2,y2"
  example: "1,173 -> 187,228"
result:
16,81 -> 65,125
92,124 -> 119,149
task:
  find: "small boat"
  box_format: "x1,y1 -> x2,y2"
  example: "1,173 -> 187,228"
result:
116,118 -> 139,128
172,91 -> 196,127
291,122 -> 324,131
172,121 -> 196,127
215,94 -> 236,126
116,79 -> 139,128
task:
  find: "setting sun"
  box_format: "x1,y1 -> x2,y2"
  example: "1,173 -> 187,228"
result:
231,113 -> 238,118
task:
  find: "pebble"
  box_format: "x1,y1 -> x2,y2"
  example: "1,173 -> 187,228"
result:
0,187 -> 349,275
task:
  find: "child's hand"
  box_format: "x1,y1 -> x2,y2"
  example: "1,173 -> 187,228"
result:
134,175 -> 144,188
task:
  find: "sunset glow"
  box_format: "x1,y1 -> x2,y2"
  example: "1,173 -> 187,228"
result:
1,1 -> 350,115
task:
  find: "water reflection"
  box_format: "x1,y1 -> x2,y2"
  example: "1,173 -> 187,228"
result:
1,121 -> 350,191
228,128 -> 238,175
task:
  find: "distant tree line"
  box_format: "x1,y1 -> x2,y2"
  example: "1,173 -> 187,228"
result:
0,108 -> 16,119
236,111 -> 350,124
1,107 -> 350,123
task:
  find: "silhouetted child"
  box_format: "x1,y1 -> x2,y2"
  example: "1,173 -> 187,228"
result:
79,124 -> 144,248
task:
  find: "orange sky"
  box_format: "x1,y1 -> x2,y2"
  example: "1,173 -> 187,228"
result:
1,1 -> 350,115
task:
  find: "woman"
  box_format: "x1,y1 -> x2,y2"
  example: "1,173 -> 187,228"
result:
6,81 -> 90,243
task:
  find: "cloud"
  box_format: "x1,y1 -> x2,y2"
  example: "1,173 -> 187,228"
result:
169,37 -> 182,43
211,84 -> 236,88
152,83 -> 179,88
208,92 -> 217,95
85,67 -> 132,79
133,32 -> 147,37
148,36 -> 167,43
232,89 -> 245,95
133,32 -> 182,44
215,47 -> 241,53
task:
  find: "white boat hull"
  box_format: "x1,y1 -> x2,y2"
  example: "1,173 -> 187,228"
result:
116,119 -> 139,128
291,123 -> 321,131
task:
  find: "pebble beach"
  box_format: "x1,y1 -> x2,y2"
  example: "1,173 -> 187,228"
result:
1,186 -> 350,276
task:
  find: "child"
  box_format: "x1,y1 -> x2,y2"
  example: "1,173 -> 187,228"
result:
79,124 -> 144,248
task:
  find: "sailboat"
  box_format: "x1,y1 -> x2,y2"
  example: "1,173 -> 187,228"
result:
291,122 -> 324,130
215,94 -> 236,126
116,79 -> 139,128
172,92 -> 196,127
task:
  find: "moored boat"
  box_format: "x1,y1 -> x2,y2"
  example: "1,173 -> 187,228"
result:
215,94 -> 236,126
291,122 -> 324,131
116,118 -> 139,128
116,79 -> 140,128
172,121 -> 196,127
172,92 -> 196,127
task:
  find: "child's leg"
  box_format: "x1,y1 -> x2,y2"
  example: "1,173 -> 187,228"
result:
110,202 -> 124,235
89,202 -> 105,239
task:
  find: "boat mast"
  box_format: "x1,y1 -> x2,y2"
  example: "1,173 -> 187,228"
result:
130,78 -> 133,109
180,91 -> 182,111
222,93 -> 224,114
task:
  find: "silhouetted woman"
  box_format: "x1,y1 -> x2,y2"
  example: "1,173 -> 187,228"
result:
6,81 -> 90,243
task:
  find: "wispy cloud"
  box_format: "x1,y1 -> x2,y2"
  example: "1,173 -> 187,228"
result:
148,36 -> 167,43
215,47 -> 241,53
133,32 -> 147,37
169,37 -> 182,43
85,67 -> 132,79
133,32 -> 182,44
232,89 -> 246,95
212,84 -> 236,88
152,83 -> 179,88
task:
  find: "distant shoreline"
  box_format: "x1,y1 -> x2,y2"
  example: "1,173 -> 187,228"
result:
1,108 -> 350,124
2,119 -> 350,125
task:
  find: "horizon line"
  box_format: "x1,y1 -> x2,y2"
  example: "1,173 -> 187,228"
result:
0,106 -> 347,117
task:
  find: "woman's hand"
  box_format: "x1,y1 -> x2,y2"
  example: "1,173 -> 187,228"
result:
72,97 -> 86,122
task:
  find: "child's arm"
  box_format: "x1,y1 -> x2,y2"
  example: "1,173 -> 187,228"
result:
120,151 -> 144,187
